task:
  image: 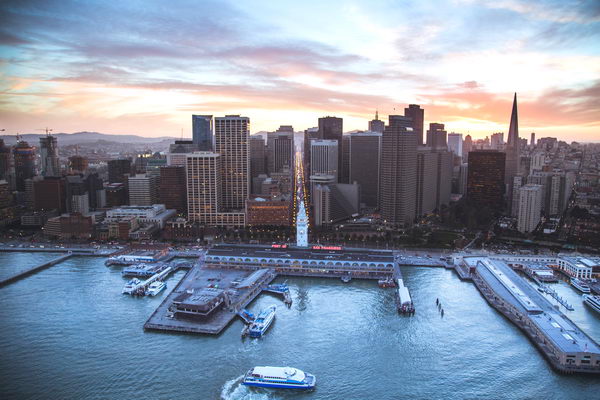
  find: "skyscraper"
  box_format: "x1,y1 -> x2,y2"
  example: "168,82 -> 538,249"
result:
310,140 -> 338,179
318,116 -> 343,181
349,131 -> 382,209
267,130 -> 294,174
463,135 -> 473,159
380,116 -> 418,226
214,115 -> 250,211
159,166 -> 187,215
249,135 -> 266,190
530,132 -> 536,147
517,184 -> 543,233
0,139 -> 11,182
128,174 -> 159,206
467,150 -> 506,208
192,115 -> 213,151
426,123 -> 447,150
13,140 -> 36,192
108,159 -> 132,184
404,104 -> 424,145
39,135 -> 60,177
416,149 -> 437,216
447,133 -> 463,157
490,132 -> 504,150
504,93 -> 520,212
368,111 -> 385,133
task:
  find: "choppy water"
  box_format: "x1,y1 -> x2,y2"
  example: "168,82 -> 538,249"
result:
0,252 -> 599,400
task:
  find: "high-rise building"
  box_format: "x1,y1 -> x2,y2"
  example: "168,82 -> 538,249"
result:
368,111 -> 385,133
0,139 -> 11,182
267,130 -> 294,174
34,177 -> 66,213
192,114 -> 213,151
416,149 -> 438,216
504,93 -> 520,212
490,132 -> 504,150
467,150 -> 506,208
68,155 -> 88,174
311,179 -> 359,226
39,135 -> 60,177
128,174 -> 159,206
404,104 -> 424,145
426,123 -> 447,150
66,175 -> 89,215
340,135 -> 351,184
85,173 -> 105,210
303,127 -> 319,178
458,163 -> 468,195
13,141 -> 36,192
159,166 -> 187,215
510,175 -> 524,217
381,116 -> 418,226
435,150 -> 452,210
145,157 -> 167,178
318,116 -> 343,181
108,159 -> 132,184
447,133 -> 463,157
215,115 -> 249,211
528,171 -> 575,217
245,196 -> 291,226
517,184 -> 543,233
105,183 -> 127,207
463,135 -> 473,159
310,140 -> 338,179
349,131 -> 381,209
530,132 -> 536,147
249,136 -> 266,190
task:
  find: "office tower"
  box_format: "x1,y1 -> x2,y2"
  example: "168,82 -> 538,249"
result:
34,177 -> 66,213
105,183 -> 128,207
303,127 -> 319,176
13,141 -> 36,192
146,157 -> 167,179
68,155 -> 88,174
381,117 -> 418,226
159,166 -> 187,215
66,175 -> 89,215
310,140 -> 338,179
416,149 -> 437,216
25,176 -> 41,209
85,173 -> 104,210
490,132 -> 504,150
39,135 -> 60,177
249,136 -> 266,189
215,115 -> 250,211
458,163 -> 468,195
404,104 -> 424,145
349,131 -> 381,209
463,135 -> 473,159
447,133 -> 463,157
426,123 -> 447,150
530,132 -> 536,147
128,174 -> 159,206
267,130 -> 294,174
0,139 -> 11,181
517,184 -> 543,233
504,93 -> 520,211
528,171 -> 575,217
368,111 -> 385,133
511,175 -> 524,217
467,150 -> 506,208
311,179 -> 359,226
435,150 -> 452,209
108,159 -> 132,184
0,180 -> 11,209
192,114 -> 213,151
318,116 -> 343,181
340,135 -> 350,183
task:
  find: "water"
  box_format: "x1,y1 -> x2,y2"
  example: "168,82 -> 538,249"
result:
0,253 -> 599,400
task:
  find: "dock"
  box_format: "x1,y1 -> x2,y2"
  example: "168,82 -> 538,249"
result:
0,253 -> 74,287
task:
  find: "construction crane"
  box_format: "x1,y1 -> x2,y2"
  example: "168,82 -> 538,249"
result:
36,127 -> 53,136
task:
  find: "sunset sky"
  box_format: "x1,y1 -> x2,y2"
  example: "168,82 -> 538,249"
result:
1,0 -> 599,141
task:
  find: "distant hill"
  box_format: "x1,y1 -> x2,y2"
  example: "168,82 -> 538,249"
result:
1,131 -> 178,145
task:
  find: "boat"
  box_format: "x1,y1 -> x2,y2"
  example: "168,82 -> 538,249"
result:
583,294 -> 600,314
378,278 -> 396,288
146,281 -> 166,296
242,366 -> 316,390
122,278 -> 141,294
341,275 -> 351,283
248,305 -> 276,338
571,278 -> 591,293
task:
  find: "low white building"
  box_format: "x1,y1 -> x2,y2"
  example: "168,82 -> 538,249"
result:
105,204 -> 175,229
558,257 -> 594,279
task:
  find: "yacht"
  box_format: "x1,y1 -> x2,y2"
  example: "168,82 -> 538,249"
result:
570,278 -> 591,293
243,366 -> 316,390
248,305 -> 276,338
583,294 -> 600,315
122,278 -> 141,294
146,281 -> 166,296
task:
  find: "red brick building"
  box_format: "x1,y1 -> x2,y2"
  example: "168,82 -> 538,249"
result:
245,197 -> 291,226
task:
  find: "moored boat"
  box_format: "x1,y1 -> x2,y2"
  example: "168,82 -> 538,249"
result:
341,275 -> 351,283
571,278 -> 591,293
243,366 -> 316,390
583,294 -> 600,315
122,278 -> 141,294
146,281 -> 166,296
378,277 -> 396,288
248,305 -> 276,338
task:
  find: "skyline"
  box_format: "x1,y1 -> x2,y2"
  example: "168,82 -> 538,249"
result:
1,0 -> 600,141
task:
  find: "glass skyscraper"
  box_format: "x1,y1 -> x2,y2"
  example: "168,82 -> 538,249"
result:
192,115 -> 213,151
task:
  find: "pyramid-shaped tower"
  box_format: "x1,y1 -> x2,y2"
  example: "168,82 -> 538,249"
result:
505,93 -> 521,213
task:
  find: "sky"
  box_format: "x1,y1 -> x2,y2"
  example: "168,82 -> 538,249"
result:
1,0 -> 599,141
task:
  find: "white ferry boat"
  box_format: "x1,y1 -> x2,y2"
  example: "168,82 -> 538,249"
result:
583,294 -> 600,315
570,278 -> 591,293
242,366 -> 316,390
146,281 -> 166,296
248,305 -> 276,338
122,278 -> 141,294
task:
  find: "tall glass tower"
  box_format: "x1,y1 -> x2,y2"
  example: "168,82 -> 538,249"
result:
192,115 -> 213,151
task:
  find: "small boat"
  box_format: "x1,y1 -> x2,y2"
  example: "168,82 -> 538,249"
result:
122,278 -> 141,295
341,275 -> 351,283
571,278 -> 591,293
378,278 -> 396,288
243,366 -> 316,390
583,294 -> 600,315
146,281 -> 166,296
248,305 -> 276,338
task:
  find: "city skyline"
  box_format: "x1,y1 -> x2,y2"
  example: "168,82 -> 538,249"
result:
1,0 -> 599,141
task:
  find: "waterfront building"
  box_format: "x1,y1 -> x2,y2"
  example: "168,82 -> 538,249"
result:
44,212 -> 94,239
310,140 -> 338,179
447,133 -> 463,157
368,111 -> 385,133
467,150 -> 506,208
267,129 -> 294,174
162,218 -> 203,242
517,184 -> 543,233
192,114 -> 213,151
128,174 -> 159,206
348,131 -> 381,209
159,166 -> 187,215
215,115 -> 250,211
108,159 -> 132,184
245,196 -> 291,226
318,116 -> 343,181
13,140 -> 36,192
426,123 -> 447,150
404,104 -> 424,145
504,93 -> 521,212
381,117 -> 417,226
105,204 -> 175,229
249,135 -> 266,191
39,135 -> 60,177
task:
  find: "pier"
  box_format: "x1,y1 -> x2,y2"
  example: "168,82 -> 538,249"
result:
0,253 -> 73,287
